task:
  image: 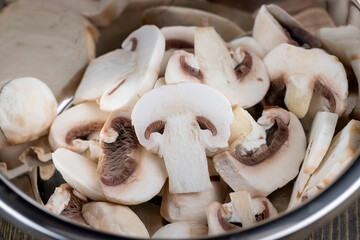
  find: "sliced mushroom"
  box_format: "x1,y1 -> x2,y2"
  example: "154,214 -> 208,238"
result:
160,160 -> 229,224
293,8 -> 335,35
165,27 -> 270,109
152,221 -> 208,239
288,111 -> 337,210
263,43 -> 348,119
228,36 -> 266,59
297,120 -> 360,205
143,6 -> 244,42
206,190 -> 277,235
82,202 -> 149,238
253,4 -> 321,53
49,102 -> 108,162
161,26 -> 195,51
74,25 -> 165,111
98,109 -> 167,205
132,82 -> 233,194
0,77 -> 57,147
154,77 -> 166,89
45,183 -> 88,225
130,202 -> 164,237
52,148 -> 105,201
213,107 -> 306,197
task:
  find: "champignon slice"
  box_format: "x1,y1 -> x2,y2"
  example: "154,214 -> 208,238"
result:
45,183 -> 88,225
297,120 -> 360,205
49,102 -> 108,162
0,77 -> 57,147
214,107 -> 306,196
82,202 -> 149,238
165,27 -> 270,109
294,8 -> 335,35
228,36 -> 266,59
98,109 -> 167,205
143,6 -> 244,42
288,112 -> 337,210
74,25 -> 165,111
253,4 -> 321,53
154,77 -> 166,89
161,26 -> 195,51
132,82 -> 233,194
52,148 -> 105,201
152,221 -> 208,239
160,160 -> 229,224
263,43 -> 348,119
160,48 -> 194,78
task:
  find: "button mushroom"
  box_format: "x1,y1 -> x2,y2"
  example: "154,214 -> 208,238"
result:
152,221 -> 208,239
0,77 -> 57,148
82,202 -> 149,238
228,36 -> 266,59
98,109 -> 167,205
214,107 -> 306,197
49,102 -> 108,162
263,43 -> 348,119
74,25 -> 165,111
132,82 -> 233,194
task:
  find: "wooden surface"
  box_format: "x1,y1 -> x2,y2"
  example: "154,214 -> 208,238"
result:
0,198 -> 359,240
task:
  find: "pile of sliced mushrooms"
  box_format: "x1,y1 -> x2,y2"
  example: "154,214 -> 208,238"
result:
0,0 -> 359,238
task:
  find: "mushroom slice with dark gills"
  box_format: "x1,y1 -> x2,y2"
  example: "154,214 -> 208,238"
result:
132,82 -> 233,194
263,43 -> 348,119
98,109 -> 167,205
74,25 -> 165,111
228,36 -> 266,59
206,190 -> 277,235
253,4 -> 322,53
214,107 -> 306,197
49,102 -> 108,162
165,27 -> 270,109
45,183 -> 88,225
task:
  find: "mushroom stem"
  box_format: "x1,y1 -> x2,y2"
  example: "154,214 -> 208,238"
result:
4,164 -> 31,180
161,112 -> 212,194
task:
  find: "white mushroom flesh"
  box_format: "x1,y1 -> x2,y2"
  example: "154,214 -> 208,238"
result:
152,221 -> 208,239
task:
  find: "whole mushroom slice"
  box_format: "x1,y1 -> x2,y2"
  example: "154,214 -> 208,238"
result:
0,77 -> 57,147
263,43 -> 348,119
293,8 -> 335,35
253,4 -> 321,53
45,183 -> 88,225
206,190 -> 277,236
132,82 -> 233,194
214,107 -> 306,197
98,109 -> 167,205
152,221 -> 208,239
52,148 -> 105,201
228,36 -> 266,59
288,111 -> 338,210
82,202 -> 149,238
143,6 -> 244,42
74,25 -> 165,111
165,27 -> 270,109
49,102 -> 108,162
297,120 -> 360,205
161,26 -> 195,51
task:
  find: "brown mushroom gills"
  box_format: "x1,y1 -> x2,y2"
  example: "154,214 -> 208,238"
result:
234,50 -> 253,79
255,201 -> 270,222
60,190 -> 87,225
99,117 -> 138,186
179,55 -> 204,81
165,39 -> 193,50
65,122 -> 104,145
217,208 -> 240,231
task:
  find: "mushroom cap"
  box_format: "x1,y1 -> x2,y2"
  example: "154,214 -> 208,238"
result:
143,6 -> 244,41
228,36 -> 266,59
264,43 -> 348,118
49,102 -> 108,160
74,25 -> 165,111
0,77 -> 57,145
213,107 -> 306,196
52,148 -> 105,201
152,221 -> 208,239
82,202 -> 149,238
98,109 -> 167,205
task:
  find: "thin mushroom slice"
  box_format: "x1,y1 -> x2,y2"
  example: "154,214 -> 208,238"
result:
293,8 -> 335,35
98,109 -> 167,205
49,102 -> 108,162
253,4 -> 321,53
52,148 -> 105,201
228,36 -> 266,59
132,82 -> 233,194
143,6 -> 244,42
0,77 -> 57,147
297,120 -> 360,205
288,112 -> 337,210
213,107 -> 306,197
45,183 -> 88,225
153,221 -> 208,239
263,43 -> 348,119
82,202 -> 149,238
161,26 -> 195,51
74,25 -> 165,111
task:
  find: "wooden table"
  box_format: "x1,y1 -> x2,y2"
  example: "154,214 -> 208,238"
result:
0,198 -> 358,240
